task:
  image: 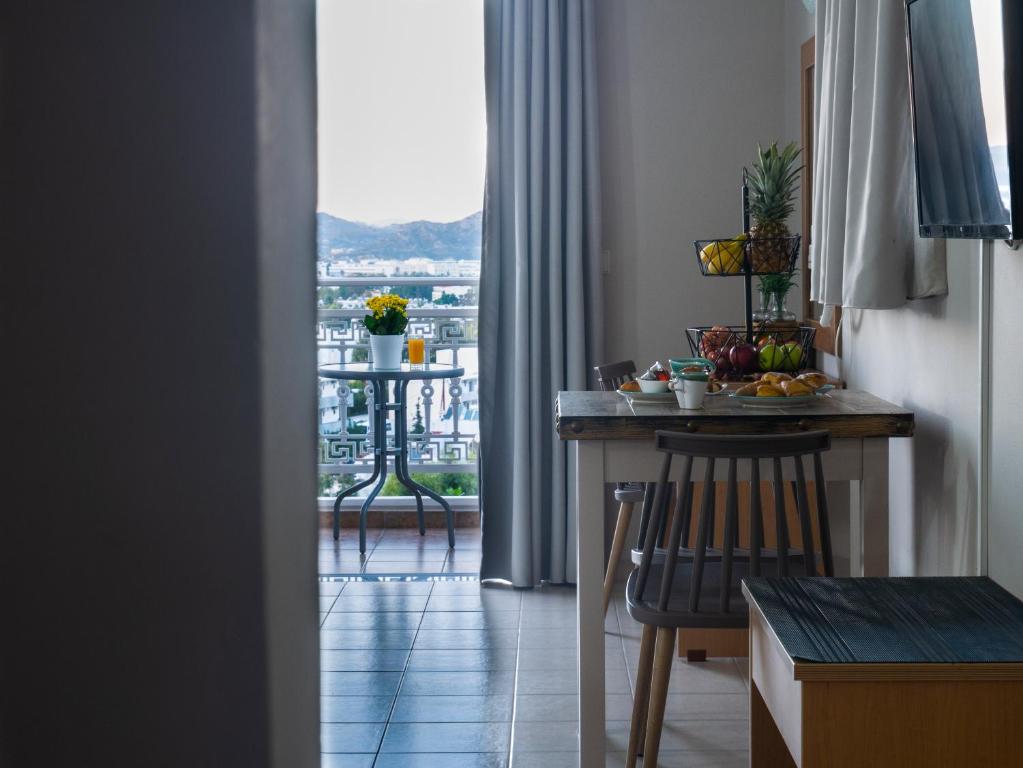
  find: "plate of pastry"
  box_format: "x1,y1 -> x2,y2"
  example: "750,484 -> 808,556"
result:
729,372 -> 833,407
617,379 -> 676,403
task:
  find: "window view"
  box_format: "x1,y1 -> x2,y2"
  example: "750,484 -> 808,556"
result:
316,0 -> 485,501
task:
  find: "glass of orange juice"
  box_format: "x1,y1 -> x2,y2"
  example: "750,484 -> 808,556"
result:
407,335 -> 426,367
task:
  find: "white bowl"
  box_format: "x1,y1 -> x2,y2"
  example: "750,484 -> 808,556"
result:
637,378 -> 670,394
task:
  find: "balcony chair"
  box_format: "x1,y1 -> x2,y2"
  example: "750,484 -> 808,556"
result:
625,430 -> 834,768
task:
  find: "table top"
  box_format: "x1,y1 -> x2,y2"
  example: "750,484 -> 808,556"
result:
555,389 -> 913,440
318,363 -> 465,381
743,577 -> 1023,677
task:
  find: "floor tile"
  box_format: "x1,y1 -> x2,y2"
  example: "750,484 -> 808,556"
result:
363,561 -> 448,574
331,594 -> 430,613
413,628 -> 520,650
605,718 -> 748,752
320,649 -> 410,672
380,721 -> 511,753
320,629 -> 417,650
320,695 -> 394,723
321,611 -> 422,630
319,721 -> 386,753
371,548 -> 460,562
407,648 -> 518,671
319,595 -> 340,611
320,754 -> 376,768
426,592 -> 522,612
515,667 -> 631,695
373,753 -> 507,768
399,670 -> 515,696
340,581 -> 434,595
321,671 -> 403,697
391,694 -> 513,722
510,752 -> 578,768
512,694 -> 636,723
510,720 -> 578,752
604,750 -> 748,768
517,628 -> 576,649
419,610 -> 520,630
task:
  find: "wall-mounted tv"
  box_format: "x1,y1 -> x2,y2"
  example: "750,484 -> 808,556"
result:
906,0 -> 1022,240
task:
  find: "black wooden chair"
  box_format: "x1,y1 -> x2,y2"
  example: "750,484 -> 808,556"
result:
625,430 -> 834,767
594,360 -> 647,618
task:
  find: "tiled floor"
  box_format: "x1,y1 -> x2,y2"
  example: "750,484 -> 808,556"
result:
320,528 -> 749,767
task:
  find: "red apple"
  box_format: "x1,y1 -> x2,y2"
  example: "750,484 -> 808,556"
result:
729,343 -> 758,374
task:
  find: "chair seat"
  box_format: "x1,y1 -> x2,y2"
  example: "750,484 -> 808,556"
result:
626,560 -> 756,629
614,483 -> 645,504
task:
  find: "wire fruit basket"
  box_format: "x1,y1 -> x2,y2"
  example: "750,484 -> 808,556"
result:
686,324 -> 817,379
694,235 -> 800,277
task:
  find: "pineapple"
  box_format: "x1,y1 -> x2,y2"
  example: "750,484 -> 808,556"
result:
747,142 -> 802,272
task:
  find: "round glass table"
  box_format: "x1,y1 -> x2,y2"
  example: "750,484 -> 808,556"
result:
318,362 -> 465,553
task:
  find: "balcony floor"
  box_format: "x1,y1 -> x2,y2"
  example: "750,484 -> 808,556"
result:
319,528 -> 749,767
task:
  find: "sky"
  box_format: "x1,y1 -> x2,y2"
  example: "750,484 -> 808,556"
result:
316,0 -> 486,225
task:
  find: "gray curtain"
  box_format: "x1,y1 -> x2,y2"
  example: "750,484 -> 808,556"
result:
478,0 -> 603,587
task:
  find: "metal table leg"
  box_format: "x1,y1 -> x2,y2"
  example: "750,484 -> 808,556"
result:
358,377 -> 390,553
392,380 -> 425,535
333,381 -> 384,541
392,379 -> 456,549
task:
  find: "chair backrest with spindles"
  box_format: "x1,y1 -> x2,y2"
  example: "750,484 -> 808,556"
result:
594,360 -> 637,393
634,430 -> 833,616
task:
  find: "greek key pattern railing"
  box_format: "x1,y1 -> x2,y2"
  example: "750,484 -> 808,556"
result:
317,279 -> 479,479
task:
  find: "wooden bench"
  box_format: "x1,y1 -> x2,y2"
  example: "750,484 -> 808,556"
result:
743,576 -> 1023,768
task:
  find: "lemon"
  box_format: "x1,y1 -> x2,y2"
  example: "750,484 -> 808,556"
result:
701,235 -> 746,274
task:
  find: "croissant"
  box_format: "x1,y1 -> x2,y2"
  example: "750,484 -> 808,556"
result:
781,380 -> 814,397
761,372 -> 792,385
795,372 -> 828,389
735,382 -> 760,397
756,384 -> 785,398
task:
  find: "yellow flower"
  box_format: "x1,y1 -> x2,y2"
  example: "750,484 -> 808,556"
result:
366,293 -> 409,319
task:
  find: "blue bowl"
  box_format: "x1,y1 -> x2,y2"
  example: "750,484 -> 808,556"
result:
668,357 -> 716,376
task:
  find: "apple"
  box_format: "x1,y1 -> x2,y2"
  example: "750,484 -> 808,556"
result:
780,342 -> 804,371
758,344 -> 784,371
714,352 -> 733,375
729,343 -> 758,375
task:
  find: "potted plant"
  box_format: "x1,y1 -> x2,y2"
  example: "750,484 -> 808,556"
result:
364,293 -> 409,369
758,271 -> 798,322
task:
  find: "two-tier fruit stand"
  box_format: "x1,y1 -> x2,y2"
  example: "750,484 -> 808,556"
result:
687,169 -> 815,378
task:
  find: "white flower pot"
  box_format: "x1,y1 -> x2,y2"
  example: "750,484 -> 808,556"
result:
369,334 -> 403,370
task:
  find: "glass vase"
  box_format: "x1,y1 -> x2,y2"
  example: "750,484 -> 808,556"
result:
770,291 -> 796,322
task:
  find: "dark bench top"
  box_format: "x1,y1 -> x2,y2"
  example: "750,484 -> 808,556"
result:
743,577 -> 1023,665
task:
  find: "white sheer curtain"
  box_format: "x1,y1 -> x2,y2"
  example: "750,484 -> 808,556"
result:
811,0 -> 947,315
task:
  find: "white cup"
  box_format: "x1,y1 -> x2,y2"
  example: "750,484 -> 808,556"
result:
673,377 -> 708,409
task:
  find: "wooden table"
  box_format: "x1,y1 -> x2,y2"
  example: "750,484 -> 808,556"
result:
555,389 -> 914,767
743,576 -> 1023,767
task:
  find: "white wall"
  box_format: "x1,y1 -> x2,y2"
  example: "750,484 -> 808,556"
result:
780,3 -> 986,580
988,241 -> 1023,596
836,245 -> 981,577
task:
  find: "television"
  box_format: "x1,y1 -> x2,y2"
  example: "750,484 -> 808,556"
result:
906,0 -> 1022,240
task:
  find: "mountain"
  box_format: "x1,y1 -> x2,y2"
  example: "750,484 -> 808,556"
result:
317,211 -> 482,261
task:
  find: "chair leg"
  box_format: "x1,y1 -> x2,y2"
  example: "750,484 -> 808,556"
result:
626,623 -> 656,767
603,501 -> 634,619
643,626 -> 677,767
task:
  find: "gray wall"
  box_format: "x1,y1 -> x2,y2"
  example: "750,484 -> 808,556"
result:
1,2 -> 318,765
597,0 -> 791,370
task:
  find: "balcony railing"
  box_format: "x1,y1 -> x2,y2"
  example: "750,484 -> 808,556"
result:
317,276 -> 479,503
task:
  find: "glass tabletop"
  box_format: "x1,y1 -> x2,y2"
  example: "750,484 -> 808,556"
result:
317,362 -> 465,381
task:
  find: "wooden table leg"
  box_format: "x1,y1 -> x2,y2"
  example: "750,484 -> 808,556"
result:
850,437 -> 890,576
575,440 -> 605,768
